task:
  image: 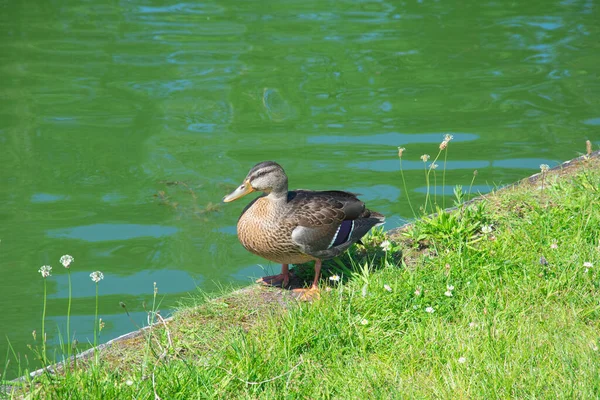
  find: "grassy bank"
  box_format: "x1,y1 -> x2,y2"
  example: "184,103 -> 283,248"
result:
5,155 -> 600,398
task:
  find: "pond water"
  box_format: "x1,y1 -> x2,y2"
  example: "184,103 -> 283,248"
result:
1,0 -> 598,378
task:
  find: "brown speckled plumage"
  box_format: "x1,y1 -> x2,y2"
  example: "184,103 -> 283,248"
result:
223,161 -> 385,293
237,195 -> 315,264
223,161 -> 385,295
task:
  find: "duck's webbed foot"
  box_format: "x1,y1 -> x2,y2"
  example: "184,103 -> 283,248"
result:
291,285 -> 320,301
256,264 -> 290,288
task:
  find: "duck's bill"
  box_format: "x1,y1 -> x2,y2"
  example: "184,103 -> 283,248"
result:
223,182 -> 254,203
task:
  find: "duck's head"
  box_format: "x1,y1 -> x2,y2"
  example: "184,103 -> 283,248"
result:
223,161 -> 288,202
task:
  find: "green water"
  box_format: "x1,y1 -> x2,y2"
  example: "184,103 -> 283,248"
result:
1,0 -> 598,378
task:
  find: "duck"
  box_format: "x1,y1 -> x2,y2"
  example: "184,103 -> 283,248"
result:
223,161 -> 385,299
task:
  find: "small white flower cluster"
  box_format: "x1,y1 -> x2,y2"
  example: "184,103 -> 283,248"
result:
425,306 -> 435,313
38,265 -> 52,278
440,134 -> 454,150
38,254 -> 105,284
60,254 -> 74,268
90,271 -> 104,283
444,284 -> 455,297
380,240 -> 392,252
584,261 -> 593,273
481,225 -> 493,234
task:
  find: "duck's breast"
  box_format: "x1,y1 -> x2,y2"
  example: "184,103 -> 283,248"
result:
237,197 -> 313,264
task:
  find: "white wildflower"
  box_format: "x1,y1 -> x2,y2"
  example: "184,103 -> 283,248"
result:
384,284 -> 392,292
458,357 -> 466,364
550,242 -> 558,249
329,275 -> 340,282
360,318 -> 369,325
380,240 -> 392,252
398,147 -> 406,158
125,379 -> 133,386
481,225 -> 493,234
447,285 -> 454,291
39,265 -> 52,278
444,134 -> 454,142
425,306 -> 435,313
444,291 -> 453,297
90,271 -> 104,283
540,164 -> 550,173
420,154 -> 430,162
414,287 -> 422,296
60,254 -> 74,268
469,322 -> 476,328
429,163 -> 438,170
583,262 -> 593,268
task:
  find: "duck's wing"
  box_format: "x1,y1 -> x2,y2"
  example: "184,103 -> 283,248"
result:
289,190 -> 385,260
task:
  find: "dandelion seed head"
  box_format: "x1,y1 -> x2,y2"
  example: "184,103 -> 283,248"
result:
420,154 -> 430,162
90,271 -> 104,283
60,254 -> 74,268
425,306 -> 435,313
39,265 -> 52,278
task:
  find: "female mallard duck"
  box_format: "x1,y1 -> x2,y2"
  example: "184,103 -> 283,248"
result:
223,161 -> 385,299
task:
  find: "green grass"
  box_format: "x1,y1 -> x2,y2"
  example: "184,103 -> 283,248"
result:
4,157 -> 600,399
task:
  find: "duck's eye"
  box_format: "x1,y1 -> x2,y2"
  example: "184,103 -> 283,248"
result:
239,185 -> 245,190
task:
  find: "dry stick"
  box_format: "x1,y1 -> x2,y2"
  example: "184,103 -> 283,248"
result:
150,312 -> 172,400
218,357 -> 304,386
155,312 -> 173,349
442,148 -> 448,208
398,154 -> 416,218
